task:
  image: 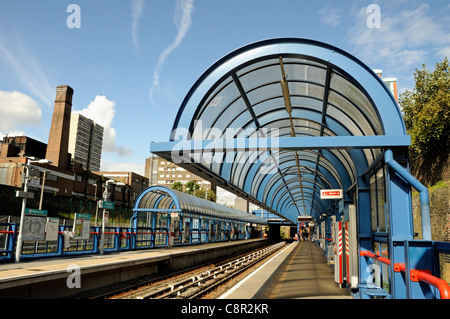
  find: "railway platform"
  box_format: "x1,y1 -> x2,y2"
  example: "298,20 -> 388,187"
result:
221,241 -> 352,299
0,238 -> 267,299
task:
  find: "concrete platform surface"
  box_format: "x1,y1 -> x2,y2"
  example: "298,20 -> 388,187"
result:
221,241 -> 353,299
0,239 -> 267,298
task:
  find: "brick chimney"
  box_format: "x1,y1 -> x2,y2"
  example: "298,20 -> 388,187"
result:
45,85 -> 74,168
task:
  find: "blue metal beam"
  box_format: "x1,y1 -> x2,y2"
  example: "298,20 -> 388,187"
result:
151,135 -> 411,156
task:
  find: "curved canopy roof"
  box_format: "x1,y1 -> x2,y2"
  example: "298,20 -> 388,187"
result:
134,185 -> 267,224
150,38 -> 410,224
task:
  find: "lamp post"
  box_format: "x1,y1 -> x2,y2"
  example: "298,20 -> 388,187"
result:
15,158 -> 52,263
38,170 -> 47,210
100,180 -> 125,255
93,183 -> 98,226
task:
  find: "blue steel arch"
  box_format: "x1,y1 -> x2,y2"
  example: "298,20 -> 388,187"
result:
171,38 -> 405,138
151,38 -> 408,225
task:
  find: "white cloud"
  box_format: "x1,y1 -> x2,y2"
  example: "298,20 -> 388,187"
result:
319,6 -> 342,27
436,46 -> 450,59
0,31 -> 54,105
74,95 -> 133,158
0,90 -> 42,136
348,4 -> 450,72
149,0 -> 195,104
131,0 -> 145,51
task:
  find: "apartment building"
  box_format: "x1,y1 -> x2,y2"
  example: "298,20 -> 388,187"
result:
145,155 -> 211,191
68,113 -> 103,171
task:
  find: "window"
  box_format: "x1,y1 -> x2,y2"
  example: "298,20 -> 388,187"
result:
369,167 -> 388,233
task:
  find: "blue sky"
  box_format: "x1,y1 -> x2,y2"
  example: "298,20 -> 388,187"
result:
0,0 -> 449,176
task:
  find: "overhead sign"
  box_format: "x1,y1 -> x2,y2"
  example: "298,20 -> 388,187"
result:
298,215 -> 313,221
320,189 -> 343,199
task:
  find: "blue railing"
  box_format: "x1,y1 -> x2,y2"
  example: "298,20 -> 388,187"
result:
0,222 -> 251,264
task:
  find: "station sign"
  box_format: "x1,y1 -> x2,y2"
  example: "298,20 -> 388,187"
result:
25,208 -> 48,216
99,200 -> 114,209
320,189 -> 343,199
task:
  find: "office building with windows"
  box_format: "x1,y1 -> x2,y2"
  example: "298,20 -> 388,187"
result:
145,155 -> 211,190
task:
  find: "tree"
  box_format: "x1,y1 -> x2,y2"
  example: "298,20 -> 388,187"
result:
185,180 -> 216,202
399,57 -> 450,155
172,181 -> 183,192
197,188 -> 217,202
185,180 -> 201,195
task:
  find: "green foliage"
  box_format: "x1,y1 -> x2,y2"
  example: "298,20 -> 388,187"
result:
399,57 -> 450,155
185,180 -> 201,194
172,180 -> 216,202
171,181 -> 183,191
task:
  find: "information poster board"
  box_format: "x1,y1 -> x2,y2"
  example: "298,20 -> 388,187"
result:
23,209 -> 47,241
45,217 -> 59,241
73,213 -> 91,240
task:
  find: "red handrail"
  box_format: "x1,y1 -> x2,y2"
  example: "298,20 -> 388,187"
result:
361,250 -> 450,299
394,263 -> 450,299
411,270 -> 450,299
360,250 -> 391,266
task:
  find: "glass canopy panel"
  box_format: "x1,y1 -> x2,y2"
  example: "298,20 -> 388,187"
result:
184,52 -> 387,220
206,98 -> 250,136
289,82 -> 325,101
328,91 -> 375,136
323,104 -> 363,136
236,151 -> 274,190
245,83 -> 283,106
196,77 -> 234,125
330,73 -> 383,135
193,78 -> 241,139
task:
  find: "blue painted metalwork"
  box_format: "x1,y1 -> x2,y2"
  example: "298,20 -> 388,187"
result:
384,149 -> 431,240
143,38 -> 450,299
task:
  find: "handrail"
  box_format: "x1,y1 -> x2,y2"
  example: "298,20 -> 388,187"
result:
394,263 -> 450,299
361,250 -> 450,299
411,270 -> 450,299
360,250 -> 391,266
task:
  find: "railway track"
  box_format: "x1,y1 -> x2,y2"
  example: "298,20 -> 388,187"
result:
95,242 -> 285,299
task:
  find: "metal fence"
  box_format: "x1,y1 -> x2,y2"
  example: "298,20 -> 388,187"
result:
0,221 -> 251,264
